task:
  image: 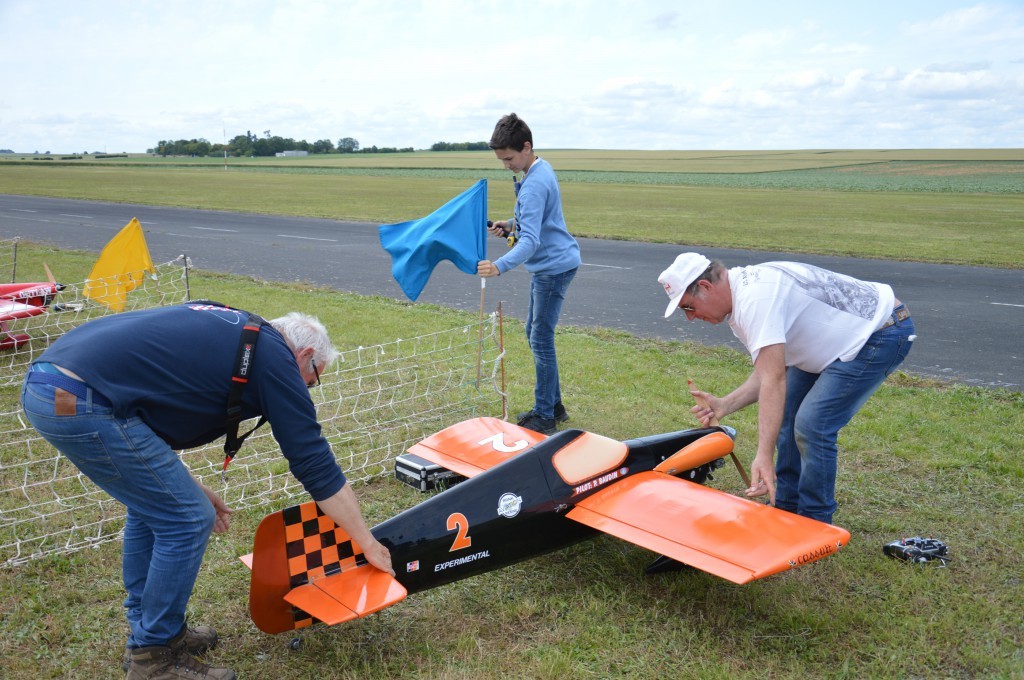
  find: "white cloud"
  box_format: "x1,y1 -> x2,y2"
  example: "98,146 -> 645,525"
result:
1,0 -> 1022,152
907,3 -> 999,35
901,68 -> 1004,99
770,69 -> 837,91
925,61 -> 991,72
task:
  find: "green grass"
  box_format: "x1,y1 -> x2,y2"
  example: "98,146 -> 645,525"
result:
1,245 -> 1022,678
1,149 -> 1022,268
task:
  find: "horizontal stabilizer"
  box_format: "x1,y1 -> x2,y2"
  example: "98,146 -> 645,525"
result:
568,472 -> 850,584
407,416 -> 547,478
284,566 -> 407,625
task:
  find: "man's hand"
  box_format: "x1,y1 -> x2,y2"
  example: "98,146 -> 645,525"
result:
198,483 -> 233,533
689,387 -> 724,426
362,539 -> 395,576
746,453 -> 777,505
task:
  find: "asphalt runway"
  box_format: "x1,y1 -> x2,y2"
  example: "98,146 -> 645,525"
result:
1,194 -> 1021,390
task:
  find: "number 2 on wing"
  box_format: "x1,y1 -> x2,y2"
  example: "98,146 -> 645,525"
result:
447,512 -> 472,552
477,433 -> 529,453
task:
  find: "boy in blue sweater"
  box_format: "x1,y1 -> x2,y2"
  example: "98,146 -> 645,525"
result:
477,113 -> 581,434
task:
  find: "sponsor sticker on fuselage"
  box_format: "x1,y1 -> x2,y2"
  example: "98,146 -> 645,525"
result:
497,492 -> 522,518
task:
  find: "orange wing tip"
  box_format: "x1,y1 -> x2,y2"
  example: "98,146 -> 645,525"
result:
239,553 -> 253,570
568,472 -> 851,584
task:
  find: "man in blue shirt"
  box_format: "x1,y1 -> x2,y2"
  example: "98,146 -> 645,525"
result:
21,303 -> 393,679
477,113 -> 581,435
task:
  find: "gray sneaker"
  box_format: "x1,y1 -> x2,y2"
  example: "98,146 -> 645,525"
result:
122,625 -> 218,673
125,644 -> 236,679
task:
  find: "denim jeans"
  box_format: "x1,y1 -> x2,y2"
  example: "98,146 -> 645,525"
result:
524,267 -> 577,420
21,377 -> 215,648
775,313 -> 915,524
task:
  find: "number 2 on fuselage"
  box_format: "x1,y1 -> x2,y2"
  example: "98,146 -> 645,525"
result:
447,512 -> 472,552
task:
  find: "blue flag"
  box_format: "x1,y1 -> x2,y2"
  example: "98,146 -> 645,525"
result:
379,179 -> 488,301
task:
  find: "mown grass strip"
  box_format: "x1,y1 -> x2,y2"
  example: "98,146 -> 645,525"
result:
1,164 -> 1021,268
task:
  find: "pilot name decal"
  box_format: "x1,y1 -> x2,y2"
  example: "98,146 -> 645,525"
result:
434,550 -> 491,572
573,467 -> 629,497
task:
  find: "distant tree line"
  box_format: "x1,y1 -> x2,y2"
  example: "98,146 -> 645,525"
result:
148,132 -> 412,157
430,141 -> 490,151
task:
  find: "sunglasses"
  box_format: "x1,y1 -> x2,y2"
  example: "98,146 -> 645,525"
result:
308,360 -> 321,388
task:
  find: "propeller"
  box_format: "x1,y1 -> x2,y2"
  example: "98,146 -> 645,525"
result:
43,262 -> 66,292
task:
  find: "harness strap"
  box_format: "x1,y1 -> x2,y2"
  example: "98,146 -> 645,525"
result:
222,312 -> 268,475
191,300 -> 269,479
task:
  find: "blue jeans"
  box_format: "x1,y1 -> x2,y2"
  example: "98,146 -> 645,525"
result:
775,313 -> 915,523
21,376 -> 215,648
524,267 -> 577,420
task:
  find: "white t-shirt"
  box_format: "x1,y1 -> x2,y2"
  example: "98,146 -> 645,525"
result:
727,262 -> 895,374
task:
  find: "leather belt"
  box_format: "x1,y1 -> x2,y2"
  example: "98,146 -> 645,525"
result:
25,371 -> 112,407
879,305 -> 911,331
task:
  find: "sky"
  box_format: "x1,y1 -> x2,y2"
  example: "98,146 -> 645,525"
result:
1,0 -> 1022,153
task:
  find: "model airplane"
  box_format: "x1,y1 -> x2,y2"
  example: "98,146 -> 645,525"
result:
0,264 -> 65,350
242,417 -> 850,634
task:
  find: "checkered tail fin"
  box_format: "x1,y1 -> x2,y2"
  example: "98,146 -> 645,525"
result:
242,500 -> 406,634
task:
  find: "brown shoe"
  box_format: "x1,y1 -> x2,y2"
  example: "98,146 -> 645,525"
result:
126,644 -> 236,679
122,625 -> 219,672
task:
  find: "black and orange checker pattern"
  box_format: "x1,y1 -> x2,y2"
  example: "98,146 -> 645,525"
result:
281,502 -> 366,627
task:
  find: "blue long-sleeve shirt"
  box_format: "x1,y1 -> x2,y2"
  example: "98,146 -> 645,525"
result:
494,157 -> 581,276
35,303 -> 345,501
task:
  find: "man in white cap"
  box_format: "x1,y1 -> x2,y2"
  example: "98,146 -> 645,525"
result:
658,253 -> 915,524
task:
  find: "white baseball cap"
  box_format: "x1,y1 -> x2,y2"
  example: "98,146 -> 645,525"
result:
658,253 -> 711,318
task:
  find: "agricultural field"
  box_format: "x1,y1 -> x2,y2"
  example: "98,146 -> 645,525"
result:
1,149 -> 1021,267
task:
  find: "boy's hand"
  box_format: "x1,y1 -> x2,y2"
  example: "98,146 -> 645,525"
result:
487,220 -> 510,237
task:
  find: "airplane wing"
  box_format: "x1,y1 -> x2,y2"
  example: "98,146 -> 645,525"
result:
242,501 -> 407,634
0,299 -> 46,321
405,416 -> 548,478
567,472 -> 850,584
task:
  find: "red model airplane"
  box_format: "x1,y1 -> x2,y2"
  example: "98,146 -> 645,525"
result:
242,417 -> 850,635
0,264 -> 65,351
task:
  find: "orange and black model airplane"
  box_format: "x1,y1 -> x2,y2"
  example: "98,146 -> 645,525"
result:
0,264 -> 65,351
242,417 -> 850,635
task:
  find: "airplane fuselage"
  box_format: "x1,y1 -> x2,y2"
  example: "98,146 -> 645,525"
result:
374,427 -> 726,595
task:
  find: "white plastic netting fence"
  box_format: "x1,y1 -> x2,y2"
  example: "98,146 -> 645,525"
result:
0,239 -> 193,388
0,239 -> 506,567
